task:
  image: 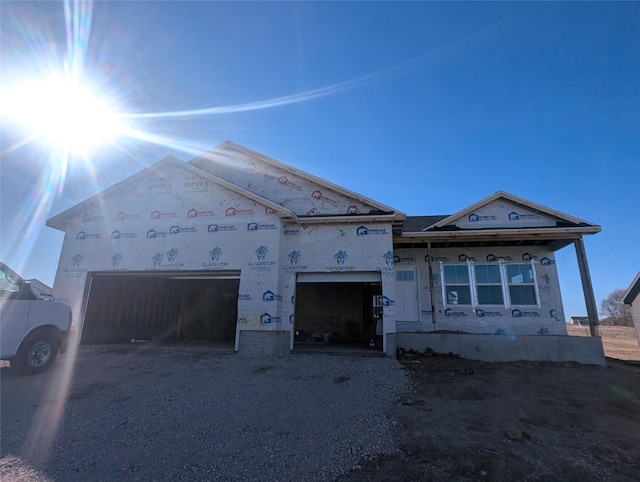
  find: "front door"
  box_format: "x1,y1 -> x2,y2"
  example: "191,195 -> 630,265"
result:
395,267 -> 420,321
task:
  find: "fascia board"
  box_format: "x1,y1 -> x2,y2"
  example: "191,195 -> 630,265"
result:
425,192 -> 504,230
403,225 -> 601,239
622,272 -> 640,305
180,162 -> 295,219
47,156 -> 295,231
296,214 -> 397,224
428,191 -> 597,230
211,141 -> 406,219
46,155 -> 184,231
496,191 -> 596,225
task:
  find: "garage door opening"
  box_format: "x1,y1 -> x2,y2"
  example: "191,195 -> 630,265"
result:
81,271 -> 240,347
294,272 -> 383,350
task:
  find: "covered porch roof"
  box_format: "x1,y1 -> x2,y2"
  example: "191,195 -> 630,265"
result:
393,191 -> 600,250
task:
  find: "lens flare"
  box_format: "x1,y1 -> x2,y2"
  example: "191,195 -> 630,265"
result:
2,0 -> 488,466
1,74 -> 121,154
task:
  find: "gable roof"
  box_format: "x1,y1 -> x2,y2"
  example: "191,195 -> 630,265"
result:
426,191 -> 597,231
46,156 -> 296,231
622,272 -> 640,305
396,191 -> 600,251
190,141 -> 406,220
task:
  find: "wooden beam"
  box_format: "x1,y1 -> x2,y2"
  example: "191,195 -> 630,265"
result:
427,242 -> 437,327
398,228 -> 596,244
574,237 -> 600,337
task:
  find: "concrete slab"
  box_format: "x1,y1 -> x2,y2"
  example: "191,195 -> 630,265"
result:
395,333 -> 606,365
293,343 -> 385,357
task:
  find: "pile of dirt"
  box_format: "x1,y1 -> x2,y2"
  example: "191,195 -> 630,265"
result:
341,352 -> 640,481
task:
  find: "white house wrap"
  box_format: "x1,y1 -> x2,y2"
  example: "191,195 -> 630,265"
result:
47,142 -> 603,362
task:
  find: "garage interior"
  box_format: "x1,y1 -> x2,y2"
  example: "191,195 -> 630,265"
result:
81,272 -> 240,346
294,273 -> 383,350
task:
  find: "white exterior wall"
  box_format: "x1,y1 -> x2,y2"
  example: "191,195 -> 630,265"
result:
280,222 -> 395,350
52,163 -> 286,344
49,147 -> 591,358
51,161 -> 397,353
393,245 -> 567,336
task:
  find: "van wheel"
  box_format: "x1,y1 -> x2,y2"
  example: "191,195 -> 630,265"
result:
14,331 -> 59,376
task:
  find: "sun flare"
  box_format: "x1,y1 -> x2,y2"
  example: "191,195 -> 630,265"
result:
1,74 -> 121,154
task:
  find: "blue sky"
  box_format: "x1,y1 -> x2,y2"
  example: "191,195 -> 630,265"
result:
1,1 -> 639,319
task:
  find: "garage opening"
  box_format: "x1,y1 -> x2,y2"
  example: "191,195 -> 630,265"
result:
81,271 -> 240,347
294,272 -> 383,350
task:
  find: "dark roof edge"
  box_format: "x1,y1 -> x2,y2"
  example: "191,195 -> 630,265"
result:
622,272 -> 640,305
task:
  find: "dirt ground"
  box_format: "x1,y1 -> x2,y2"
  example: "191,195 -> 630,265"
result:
3,326 -> 639,481
567,325 -> 640,361
340,327 -> 640,482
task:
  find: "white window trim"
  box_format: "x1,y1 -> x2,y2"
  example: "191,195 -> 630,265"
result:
505,261 -> 541,308
470,265 -> 478,306
440,261 -> 473,307
473,260 -> 507,308
441,259 -> 540,309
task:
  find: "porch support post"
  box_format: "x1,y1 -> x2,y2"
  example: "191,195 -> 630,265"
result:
574,237 -> 600,337
427,242 -> 437,328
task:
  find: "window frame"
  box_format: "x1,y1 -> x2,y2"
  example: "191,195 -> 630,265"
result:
441,263 -> 472,306
440,260 -> 540,309
473,263 -> 506,306
505,263 -> 539,306
396,269 -> 415,282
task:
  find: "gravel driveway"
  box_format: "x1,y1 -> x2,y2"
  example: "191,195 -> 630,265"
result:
1,345 -> 408,481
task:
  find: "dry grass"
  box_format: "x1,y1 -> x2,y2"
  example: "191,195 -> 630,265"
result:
567,324 -> 640,361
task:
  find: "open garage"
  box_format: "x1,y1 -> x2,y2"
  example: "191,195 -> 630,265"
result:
80,271 -> 240,345
294,272 -> 382,349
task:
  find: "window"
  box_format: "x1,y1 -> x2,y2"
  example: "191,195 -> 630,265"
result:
507,264 -> 537,305
396,270 -> 414,282
442,261 -> 539,308
443,265 -> 471,305
474,264 -> 504,305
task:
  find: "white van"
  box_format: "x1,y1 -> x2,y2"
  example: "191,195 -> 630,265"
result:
0,263 -> 72,375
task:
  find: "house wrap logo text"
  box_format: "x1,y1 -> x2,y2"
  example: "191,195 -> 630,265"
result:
468,213 -> 497,222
